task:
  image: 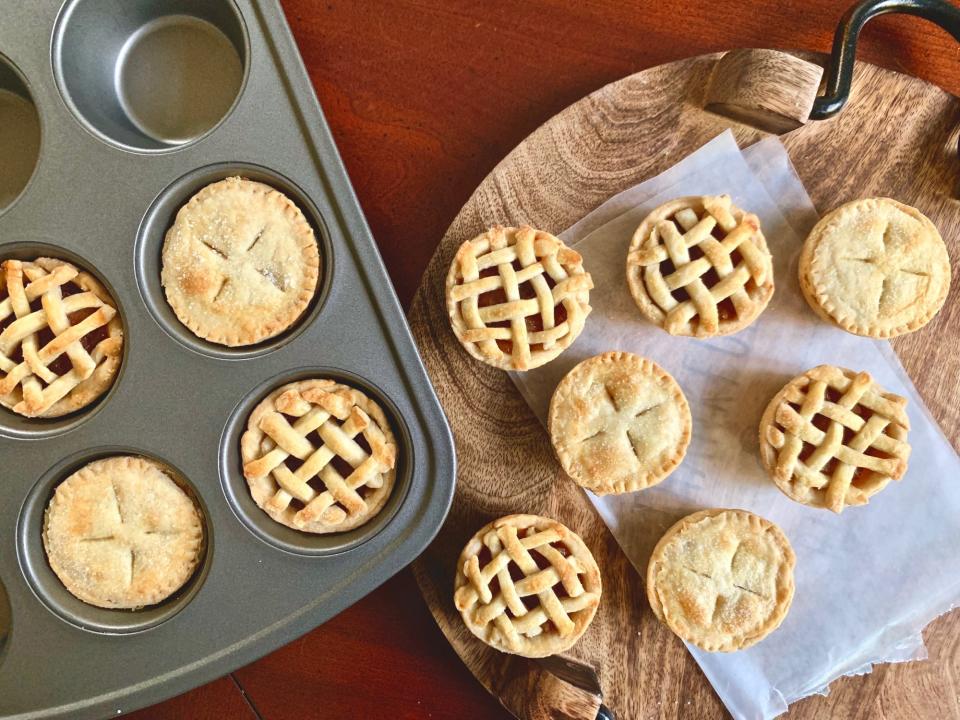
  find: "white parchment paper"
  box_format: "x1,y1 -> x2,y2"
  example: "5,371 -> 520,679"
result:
509,131 -> 960,719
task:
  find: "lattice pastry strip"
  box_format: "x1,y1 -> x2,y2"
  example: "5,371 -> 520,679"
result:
447,225 -> 593,371
454,514 -> 601,658
626,195 -> 774,337
0,257 -> 123,417
760,365 -> 910,513
241,379 -> 398,534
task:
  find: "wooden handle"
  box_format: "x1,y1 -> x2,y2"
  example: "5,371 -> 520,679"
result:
704,48 -> 824,133
499,662 -> 602,720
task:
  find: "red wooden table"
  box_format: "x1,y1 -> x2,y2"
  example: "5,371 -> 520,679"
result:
131,2 -> 960,718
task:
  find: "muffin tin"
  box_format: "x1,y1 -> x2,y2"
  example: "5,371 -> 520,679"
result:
0,1 -> 455,717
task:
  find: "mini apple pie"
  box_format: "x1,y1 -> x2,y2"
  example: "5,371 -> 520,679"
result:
43,456 -> 204,609
548,351 -> 691,494
799,197 -> 951,338
759,365 -> 910,513
241,379 -> 397,534
646,509 -> 795,652
454,514 -> 601,658
626,195 -> 774,337
0,257 -> 123,418
161,177 -> 320,346
446,225 -> 593,371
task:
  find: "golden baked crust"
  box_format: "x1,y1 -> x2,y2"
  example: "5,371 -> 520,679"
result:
43,456 -> 204,609
548,351 -> 691,494
626,195 -> 774,337
759,365 -> 910,513
454,514 -> 601,658
241,379 -> 397,534
0,257 -> 123,418
646,509 -> 795,652
446,225 -> 593,371
161,177 -> 320,347
799,197 -> 951,338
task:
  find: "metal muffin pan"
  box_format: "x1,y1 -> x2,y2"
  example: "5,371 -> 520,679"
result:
0,1 -> 455,718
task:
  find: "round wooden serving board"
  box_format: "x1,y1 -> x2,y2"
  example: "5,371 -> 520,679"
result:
410,49 -> 960,720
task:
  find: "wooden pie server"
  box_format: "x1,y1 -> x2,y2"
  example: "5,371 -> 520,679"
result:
500,654 -> 613,720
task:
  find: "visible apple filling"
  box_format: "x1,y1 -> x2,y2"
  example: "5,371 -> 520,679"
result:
474,263 -> 567,355
0,281 -> 110,377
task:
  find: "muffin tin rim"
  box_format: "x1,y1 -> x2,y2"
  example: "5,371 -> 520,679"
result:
50,0 -> 253,156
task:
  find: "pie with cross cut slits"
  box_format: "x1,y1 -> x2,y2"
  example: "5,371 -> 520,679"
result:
454,514 -> 601,658
241,378 -> 397,534
446,225 -> 593,371
646,509 -> 795,652
759,365 -> 910,513
626,195 -> 774,337
0,257 -> 123,418
548,351 -> 691,494
799,197 -> 951,338
43,456 -> 204,609
161,177 -> 320,347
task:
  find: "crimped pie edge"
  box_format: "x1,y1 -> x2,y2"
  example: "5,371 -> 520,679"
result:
798,197 -> 951,338
453,513 -> 602,658
645,508 -> 795,652
0,256 -> 124,418
42,455 -> 204,610
547,351 -> 692,494
160,177 -> 320,347
445,225 -> 592,371
240,378 -> 397,534
625,195 -> 775,338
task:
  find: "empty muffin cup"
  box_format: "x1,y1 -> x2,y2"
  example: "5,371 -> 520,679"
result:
53,0 -> 248,152
0,55 -> 41,211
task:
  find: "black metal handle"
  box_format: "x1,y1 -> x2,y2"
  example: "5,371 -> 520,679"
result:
810,0 -> 960,119
596,702 -> 615,720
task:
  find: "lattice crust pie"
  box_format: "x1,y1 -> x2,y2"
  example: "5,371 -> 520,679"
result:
242,379 -> 397,534
548,351 -> 691,494
43,456 -> 204,609
0,257 -> 123,418
759,365 -> 910,513
626,195 -> 774,337
454,514 -> 601,658
646,509 -> 795,652
799,197 -> 951,338
161,177 -> 320,347
446,225 -> 593,371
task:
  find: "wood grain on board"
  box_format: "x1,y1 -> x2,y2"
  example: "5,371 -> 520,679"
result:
135,1 -> 960,718
408,49 -> 960,720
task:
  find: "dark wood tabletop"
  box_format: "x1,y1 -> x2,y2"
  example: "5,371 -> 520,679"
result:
131,2 -> 960,718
